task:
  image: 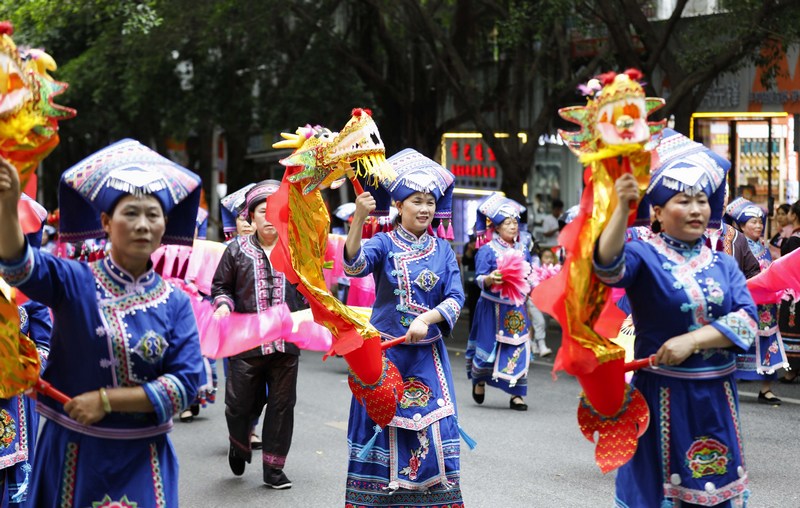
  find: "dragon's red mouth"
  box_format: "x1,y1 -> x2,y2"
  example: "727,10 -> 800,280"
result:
0,51 -> 32,118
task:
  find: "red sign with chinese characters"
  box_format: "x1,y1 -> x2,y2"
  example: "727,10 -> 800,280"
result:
443,137 -> 502,190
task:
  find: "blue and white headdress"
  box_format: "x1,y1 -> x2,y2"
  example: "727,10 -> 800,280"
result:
724,196 -> 766,229
220,183 -> 255,236
382,148 -> 456,238
639,128 -> 730,228
59,139 -> 202,246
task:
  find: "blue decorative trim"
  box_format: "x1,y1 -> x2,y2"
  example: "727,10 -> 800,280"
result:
344,247 -> 367,276
0,243 -> 35,286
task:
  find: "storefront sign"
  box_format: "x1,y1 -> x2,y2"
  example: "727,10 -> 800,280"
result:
441,133 -> 518,190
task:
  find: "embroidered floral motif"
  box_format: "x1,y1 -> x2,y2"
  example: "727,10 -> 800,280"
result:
685,437 -> 730,478
414,269 -> 440,292
60,442 -> 79,507
18,306 -> 28,331
398,428 -> 430,481
0,409 -> 16,449
716,309 -> 758,346
503,310 -> 526,336
399,378 -> 432,409
149,442 -> 166,508
133,331 -> 169,364
704,277 -> 724,305
501,346 -> 523,374
92,495 -> 138,508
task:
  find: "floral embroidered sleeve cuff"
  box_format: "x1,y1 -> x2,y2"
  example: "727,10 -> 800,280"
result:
0,241 -> 35,287
343,247 -> 367,276
711,309 -> 758,351
592,249 -> 625,285
144,374 -> 191,424
435,297 -> 462,331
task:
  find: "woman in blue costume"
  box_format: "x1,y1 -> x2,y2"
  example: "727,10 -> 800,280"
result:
0,196 -> 52,507
343,148 -> 468,508
0,140 -> 203,508
595,131 -> 757,508
465,193 -> 532,411
724,197 -> 787,405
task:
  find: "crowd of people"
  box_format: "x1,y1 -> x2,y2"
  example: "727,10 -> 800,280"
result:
0,125 -> 798,508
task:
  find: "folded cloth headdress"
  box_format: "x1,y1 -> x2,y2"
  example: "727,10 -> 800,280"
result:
724,196 -> 766,228
474,192 -> 526,242
196,207 -> 208,240
58,138 -> 202,246
382,148 -> 455,234
220,183 -> 256,235
245,179 -> 281,216
639,128 -> 730,228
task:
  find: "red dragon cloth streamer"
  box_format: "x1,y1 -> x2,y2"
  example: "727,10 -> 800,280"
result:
531,69 -> 665,473
265,112 -> 403,428
0,22 -> 74,402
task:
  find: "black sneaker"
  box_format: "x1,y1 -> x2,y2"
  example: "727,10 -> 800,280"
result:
264,468 -> 292,489
228,445 -> 246,476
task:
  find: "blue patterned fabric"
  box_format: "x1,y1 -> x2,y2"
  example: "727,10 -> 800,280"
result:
342,225 -> 466,507
595,233 -> 757,507
734,236 -> 788,380
0,302 -> 51,506
465,238 -> 532,396
58,138 -> 202,246
0,245 -> 202,507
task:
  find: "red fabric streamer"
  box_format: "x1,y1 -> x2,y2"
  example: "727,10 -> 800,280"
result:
747,247 -> 800,304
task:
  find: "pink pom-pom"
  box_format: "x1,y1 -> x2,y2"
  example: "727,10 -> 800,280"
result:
494,250 -> 532,306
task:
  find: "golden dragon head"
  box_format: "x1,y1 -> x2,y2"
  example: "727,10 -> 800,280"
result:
0,21 -> 75,189
274,108 -> 395,194
559,69 -> 665,158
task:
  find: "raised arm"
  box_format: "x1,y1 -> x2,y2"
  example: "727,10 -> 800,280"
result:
345,191 -> 376,261
596,173 -> 639,266
0,158 -> 25,261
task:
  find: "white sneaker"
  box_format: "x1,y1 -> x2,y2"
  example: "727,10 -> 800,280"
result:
537,340 -> 552,357
530,340 -> 539,355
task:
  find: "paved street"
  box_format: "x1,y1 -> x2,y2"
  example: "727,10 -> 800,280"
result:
173,319 -> 800,507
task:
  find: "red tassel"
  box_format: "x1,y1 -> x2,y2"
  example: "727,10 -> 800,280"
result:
445,222 -> 454,240
0,21 -> 13,36
623,68 -> 643,82
597,71 -> 617,86
436,222 -> 446,238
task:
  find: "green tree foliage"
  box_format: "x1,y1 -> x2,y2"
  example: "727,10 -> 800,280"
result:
4,0 -> 800,212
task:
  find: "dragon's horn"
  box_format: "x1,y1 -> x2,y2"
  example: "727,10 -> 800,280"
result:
272,132 -> 304,150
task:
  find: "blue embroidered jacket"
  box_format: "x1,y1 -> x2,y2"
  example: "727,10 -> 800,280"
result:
0,244 -> 202,438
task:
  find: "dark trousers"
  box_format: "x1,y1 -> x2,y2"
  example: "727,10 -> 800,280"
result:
225,352 -> 298,471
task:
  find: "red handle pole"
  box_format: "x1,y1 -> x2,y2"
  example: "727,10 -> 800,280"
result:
381,336 -> 406,349
33,378 -> 71,404
350,176 -> 365,195
624,354 -> 656,372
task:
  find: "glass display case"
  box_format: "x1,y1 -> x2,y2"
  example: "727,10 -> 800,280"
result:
691,113 -> 798,236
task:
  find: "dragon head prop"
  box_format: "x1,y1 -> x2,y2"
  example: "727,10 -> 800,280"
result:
559,69 -> 664,159
276,108 -> 395,194
0,21 -> 75,190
